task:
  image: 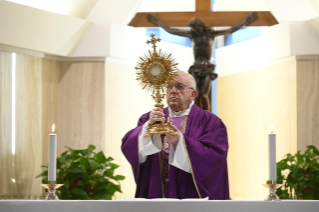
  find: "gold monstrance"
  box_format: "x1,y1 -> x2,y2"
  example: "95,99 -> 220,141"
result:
136,34 -> 178,137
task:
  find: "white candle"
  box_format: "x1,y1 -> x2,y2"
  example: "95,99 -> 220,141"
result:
268,124 -> 276,182
48,123 -> 57,181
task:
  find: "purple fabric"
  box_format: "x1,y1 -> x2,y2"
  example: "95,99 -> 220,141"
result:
165,116 -> 186,154
161,116 -> 188,197
121,104 -> 229,199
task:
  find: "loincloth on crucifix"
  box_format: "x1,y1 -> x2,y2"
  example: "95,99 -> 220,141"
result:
188,63 -> 217,80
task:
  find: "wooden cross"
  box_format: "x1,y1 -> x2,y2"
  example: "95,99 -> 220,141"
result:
129,0 -> 278,27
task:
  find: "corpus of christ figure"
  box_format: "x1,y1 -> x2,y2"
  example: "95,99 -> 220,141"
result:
147,12 -> 258,111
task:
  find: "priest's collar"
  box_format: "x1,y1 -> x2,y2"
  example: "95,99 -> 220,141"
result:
169,101 -> 194,117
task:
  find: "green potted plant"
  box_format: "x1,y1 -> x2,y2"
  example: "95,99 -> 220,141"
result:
36,145 -> 125,200
276,145 -> 319,199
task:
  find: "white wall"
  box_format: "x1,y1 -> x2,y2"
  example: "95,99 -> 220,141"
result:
216,21 -> 319,77
73,23 -> 193,71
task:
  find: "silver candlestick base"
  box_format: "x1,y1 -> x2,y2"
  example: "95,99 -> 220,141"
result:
262,180 -> 283,201
41,181 -> 63,200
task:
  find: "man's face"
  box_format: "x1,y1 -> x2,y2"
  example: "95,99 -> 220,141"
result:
166,75 -> 196,111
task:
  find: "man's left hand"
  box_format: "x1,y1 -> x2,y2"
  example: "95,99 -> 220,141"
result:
165,125 -> 180,146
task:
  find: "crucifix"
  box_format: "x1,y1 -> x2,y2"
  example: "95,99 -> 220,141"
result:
129,0 -> 277,112
147,12 -> 258,111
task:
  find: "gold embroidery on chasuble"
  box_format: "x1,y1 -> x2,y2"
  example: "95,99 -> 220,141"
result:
160,116 -> 188,198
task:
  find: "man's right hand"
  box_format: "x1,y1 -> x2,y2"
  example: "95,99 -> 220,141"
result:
149,107 -> 165,124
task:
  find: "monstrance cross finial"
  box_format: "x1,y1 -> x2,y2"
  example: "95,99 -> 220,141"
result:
146,34 -> 161,53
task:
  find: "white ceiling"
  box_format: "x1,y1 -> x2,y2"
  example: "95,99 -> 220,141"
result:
85,0 -> 144,25
6,0 -> 99,18
138,0 -> 196,12
5,0 -> 271,25
7,0 -> 319,24
3,0 -> 319,58
265,0 -> 319,23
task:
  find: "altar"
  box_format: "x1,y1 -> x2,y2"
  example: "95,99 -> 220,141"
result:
1,200 -> 319,212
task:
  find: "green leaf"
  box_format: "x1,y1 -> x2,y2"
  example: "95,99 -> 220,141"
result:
96,151 -> 107,163
35,170 -> 48,178
110,183 -> 122,193
61,150 -> 68,157
311,145 -> 319,155
114,175 -> 125,181
66,147 -> 74,154
89,159 -> 101,169
100,163 -> 106,169
109,163 -> 120,169
88,145 -> 96,150
104,169 -> 114,178
74,149 -> 86,155
57,157 -> 66,164
302,192 -> 314,200
41,177 -> 48,184
87,180 -> 96,186
71,188 -> 88,196
295,151 -> 304,165
79,158 -> 90,169
96,193 -> 112,200
68,167 -> 85,173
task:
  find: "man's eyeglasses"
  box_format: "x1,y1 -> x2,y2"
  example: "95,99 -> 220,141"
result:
166,83 -> 194,92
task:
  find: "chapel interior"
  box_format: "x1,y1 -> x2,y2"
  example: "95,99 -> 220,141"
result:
0,0 -> 319,200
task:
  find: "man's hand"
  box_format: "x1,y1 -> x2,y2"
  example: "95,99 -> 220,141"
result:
149,107 -> 165,125
246,12 -> 258,24
147,14 -> 160,25
165,125 -> 180,146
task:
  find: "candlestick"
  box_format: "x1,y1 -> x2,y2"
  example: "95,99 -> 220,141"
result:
262,181 -> 282,201
262,124 -> 281,201
41,181 -> 63,200
268,124 -> 276,183
49,124 -> 57,181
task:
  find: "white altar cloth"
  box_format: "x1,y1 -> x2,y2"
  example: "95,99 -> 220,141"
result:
1,200 -> 319,212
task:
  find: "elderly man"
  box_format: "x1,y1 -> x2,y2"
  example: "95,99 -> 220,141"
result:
122,71 -> 229,199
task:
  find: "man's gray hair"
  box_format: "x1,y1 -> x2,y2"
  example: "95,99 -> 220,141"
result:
176,71 -> 196,89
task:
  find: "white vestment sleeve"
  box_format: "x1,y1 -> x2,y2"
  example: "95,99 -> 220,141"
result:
138,121 -> 162,163
169,134 -> 191,173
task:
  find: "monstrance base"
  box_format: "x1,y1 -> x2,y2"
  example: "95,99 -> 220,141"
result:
145,122 -> 176,137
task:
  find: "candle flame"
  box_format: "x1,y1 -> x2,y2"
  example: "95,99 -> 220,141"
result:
271,124 -> 274,134
52,123 -> 55,133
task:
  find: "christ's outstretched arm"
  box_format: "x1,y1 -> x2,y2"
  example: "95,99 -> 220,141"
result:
147,14 -> 191,38
211,12 -> 258,37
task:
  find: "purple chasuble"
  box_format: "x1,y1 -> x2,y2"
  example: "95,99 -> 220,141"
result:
122,104 -> 229,199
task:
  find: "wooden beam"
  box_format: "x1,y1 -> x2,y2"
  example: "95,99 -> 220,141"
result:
196,0 -> 211,12
129,11 -> 278,27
